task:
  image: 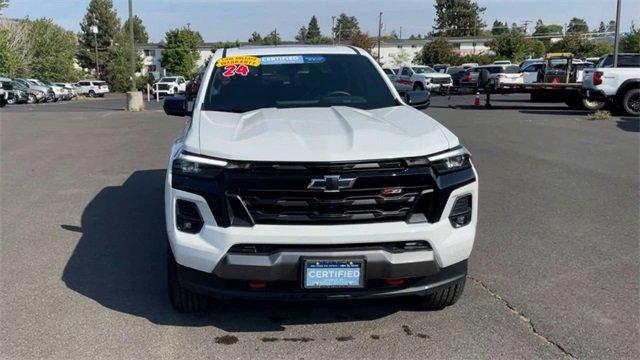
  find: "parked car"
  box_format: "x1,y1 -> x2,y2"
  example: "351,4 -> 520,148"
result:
41,81 -> 70,101
161,45 -> 476,312
0,81 -> 7,108
12,80 -> 44,103
432,64 -> 450,73
75,80 -> 109,97
521,62 -> 545,83
445,66 -> 468,87
519,58 -> 543,70
152,76 -> 187,97
15,78 -> 54,102
382,68 -> 396,76
391,65 -> 453,92
460,63 -> 479,69
582,53 -> 640,115
54,82 -> 78,99
0,78 -> 28,105
459,64 -> 523,90
593,53 -> 640,68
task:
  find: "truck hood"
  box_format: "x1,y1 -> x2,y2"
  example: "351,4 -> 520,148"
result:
192,106 -> 455,162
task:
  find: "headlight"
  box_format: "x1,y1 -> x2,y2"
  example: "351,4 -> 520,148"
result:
427,146 -> 471,173
172,151 -> 251,177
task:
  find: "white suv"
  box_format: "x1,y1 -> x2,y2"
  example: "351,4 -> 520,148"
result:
152,76 -> 187,97
162,46 -> 478,312
76,80 -> 109,97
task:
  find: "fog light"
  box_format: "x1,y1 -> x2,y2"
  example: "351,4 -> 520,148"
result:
176,200 -> 204,234
249,281 -> 267,289
385,278 -> 405,286
449,195 -> 472,228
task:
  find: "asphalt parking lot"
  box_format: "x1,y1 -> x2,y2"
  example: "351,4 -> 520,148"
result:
1,94 -> 638,359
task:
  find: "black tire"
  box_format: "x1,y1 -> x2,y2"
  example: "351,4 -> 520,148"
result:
413,82 -> 424,91
167,249 -> 209,313
581,98 -> 605,111
88,90 -> 96,98
622,88 -> 640,116
53,96 -> 59,102
27,94 -> 36,104
416,276 -> 466,310
7,97 -> 15,105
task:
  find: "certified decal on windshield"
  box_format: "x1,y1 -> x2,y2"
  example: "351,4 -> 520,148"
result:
260,55 -> 326,65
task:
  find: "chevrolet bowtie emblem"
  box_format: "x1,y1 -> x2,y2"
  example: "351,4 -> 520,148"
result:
308,175 -> 356,192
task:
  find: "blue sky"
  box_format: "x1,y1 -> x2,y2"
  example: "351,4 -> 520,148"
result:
4,0 -> 639,42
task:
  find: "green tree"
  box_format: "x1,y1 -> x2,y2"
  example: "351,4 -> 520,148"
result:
307,16 -> 321,40
248,31 -> 262,43
621,25 -> 640,53
122,15 -> 148,44
432,0 -> 486,37
597,21 -> 606,33
567,17 -> 588,34
262,29 -> 281,45
333,13 -> 360,41
550,34 -> 612,58
160,27 -> 203,78
0,29 -> 20,76
210,40 -> 240,52
533,21 -> 563,36
295,26 -> 308,42
0,0 -> 8,12
488,30 -> 543,62
414,37 -> 454,65
0,18 -> 29,77
349,32 -> 374,54
104,30 -> 143,92
390,49 -> 412,67
28,18 -> 78,81
491,20 -> 508,35
78,0 -> 121,77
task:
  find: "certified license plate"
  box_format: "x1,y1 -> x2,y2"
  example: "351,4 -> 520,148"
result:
303,259 -> 364,289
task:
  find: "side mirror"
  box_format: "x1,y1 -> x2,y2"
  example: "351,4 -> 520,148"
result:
163,96 -> 190,117
402,90 -> 430,110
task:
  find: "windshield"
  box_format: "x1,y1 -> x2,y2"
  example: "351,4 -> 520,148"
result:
203,54 -> 397,113
504,65 -> 520,73
412,66 -> 436,74
160,77 -> 176,82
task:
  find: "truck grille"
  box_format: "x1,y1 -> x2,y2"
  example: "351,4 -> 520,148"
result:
224,162 -> 435,225
157,84 -> 170,90
241,188 -> 428,224
430,77 -> 451,85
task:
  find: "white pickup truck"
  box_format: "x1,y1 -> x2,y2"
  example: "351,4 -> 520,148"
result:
581,53 -> 640,116
152,76 -> 187,97
391,65 -> 453,92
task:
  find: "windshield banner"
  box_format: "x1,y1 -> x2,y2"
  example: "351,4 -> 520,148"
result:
216,56 -> 261,67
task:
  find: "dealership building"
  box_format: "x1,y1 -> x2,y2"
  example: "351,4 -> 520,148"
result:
138,37 -> 492,79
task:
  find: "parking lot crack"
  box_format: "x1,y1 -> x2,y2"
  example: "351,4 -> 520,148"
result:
467,276 -> 577,359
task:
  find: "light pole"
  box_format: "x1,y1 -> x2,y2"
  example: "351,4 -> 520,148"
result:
613,0 -> 621,67
126,0 -> 143,111
332,16 -> 336,44
128,0 -> 136,92
377,12 -> 382,64
90,24 -> 99,78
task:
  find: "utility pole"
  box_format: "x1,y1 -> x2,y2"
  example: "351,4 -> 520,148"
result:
338,22 -> 342,44
399,26 -> 402,40
128,0 -> 136,92
377,12 -> 382,64
332,16 -> 336,45
613,0 -> 621,67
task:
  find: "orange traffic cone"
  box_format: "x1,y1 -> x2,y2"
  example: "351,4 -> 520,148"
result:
474,92 -> 481,107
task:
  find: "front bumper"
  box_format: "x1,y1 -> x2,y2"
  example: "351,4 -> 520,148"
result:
426,83 -> 453,90
177,258 -> 467,300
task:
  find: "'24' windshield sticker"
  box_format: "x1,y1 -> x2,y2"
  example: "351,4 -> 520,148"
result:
222,65 -> 250,77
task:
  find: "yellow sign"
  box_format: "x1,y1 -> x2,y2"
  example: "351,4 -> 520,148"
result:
216,56 -> 261,67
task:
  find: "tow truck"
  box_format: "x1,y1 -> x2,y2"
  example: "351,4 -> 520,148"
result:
481,53 -> 604,111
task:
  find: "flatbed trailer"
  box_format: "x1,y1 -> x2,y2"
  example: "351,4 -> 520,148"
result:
481,82 -> 602,110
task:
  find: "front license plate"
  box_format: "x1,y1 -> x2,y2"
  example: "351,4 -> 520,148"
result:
303,259 -> 364,289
